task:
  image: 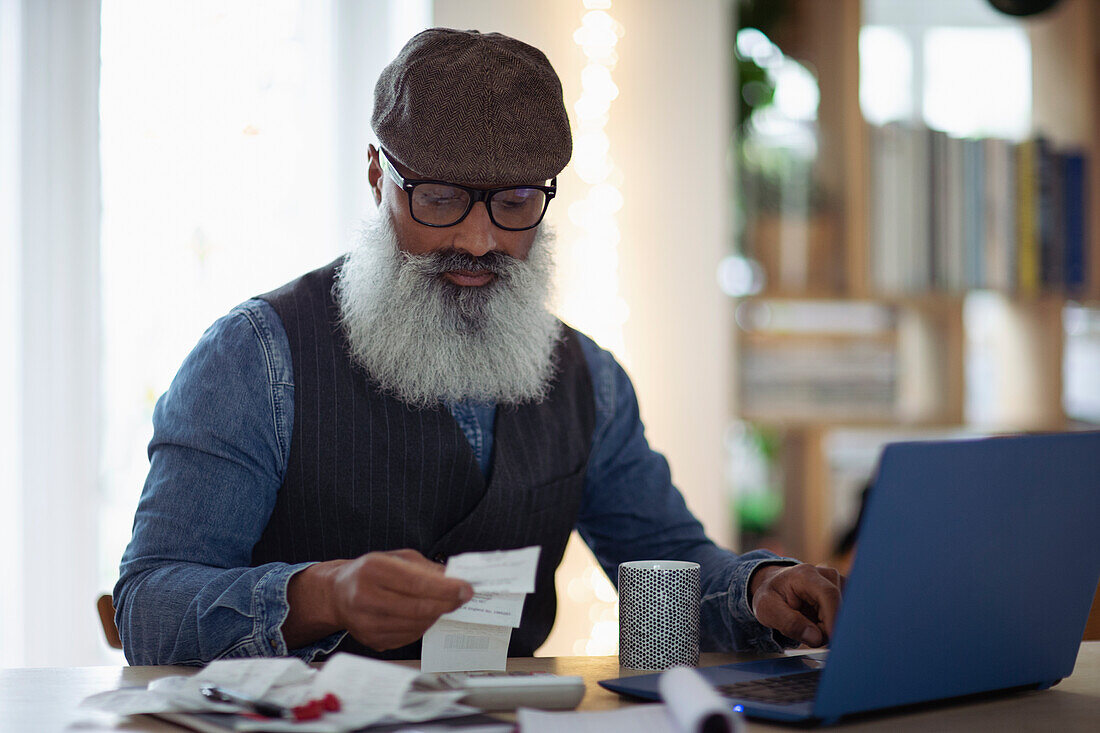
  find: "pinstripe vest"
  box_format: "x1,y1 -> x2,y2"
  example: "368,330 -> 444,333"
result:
252,258 -> 595,660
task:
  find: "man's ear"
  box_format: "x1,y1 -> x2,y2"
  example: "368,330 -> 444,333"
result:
367,144 -> 383,206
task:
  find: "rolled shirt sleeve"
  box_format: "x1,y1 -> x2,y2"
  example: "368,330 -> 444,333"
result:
113,300 -> 345,665
573,333 -> 800,652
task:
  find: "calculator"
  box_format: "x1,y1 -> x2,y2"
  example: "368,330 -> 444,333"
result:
415,670 -> 586,710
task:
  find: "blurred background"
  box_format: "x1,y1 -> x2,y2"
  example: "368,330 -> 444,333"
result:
2,0 -> 1097,668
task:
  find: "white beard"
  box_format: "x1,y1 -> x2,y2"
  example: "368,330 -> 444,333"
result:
334,213 -> 562,408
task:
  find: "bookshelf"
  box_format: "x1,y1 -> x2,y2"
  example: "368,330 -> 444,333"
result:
733,0 -> 1099,563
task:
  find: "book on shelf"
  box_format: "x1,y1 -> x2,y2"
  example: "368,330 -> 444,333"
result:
983,137 -> 1017,292
737,300 -> 899,422
1064,153 -> 1087,290
1017,138 -> 1040,295
868,122 -> 1088,296
964,135 -> 984,290
740,338 -> 898,421
946,133 -> 966,291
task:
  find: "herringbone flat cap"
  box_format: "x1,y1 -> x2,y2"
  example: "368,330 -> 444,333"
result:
372,28 -> 572,185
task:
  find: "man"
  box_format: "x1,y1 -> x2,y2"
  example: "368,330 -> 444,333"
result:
115,28 -> 841,666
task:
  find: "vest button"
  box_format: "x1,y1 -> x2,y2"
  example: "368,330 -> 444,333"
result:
434,553 -> 446,563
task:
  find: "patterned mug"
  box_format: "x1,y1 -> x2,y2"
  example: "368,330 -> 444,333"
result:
618,560 -> 701,670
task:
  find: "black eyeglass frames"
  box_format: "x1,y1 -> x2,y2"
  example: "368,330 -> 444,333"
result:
378,148 -> 556,231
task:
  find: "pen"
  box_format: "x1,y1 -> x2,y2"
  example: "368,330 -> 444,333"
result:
200,683 -> 292,719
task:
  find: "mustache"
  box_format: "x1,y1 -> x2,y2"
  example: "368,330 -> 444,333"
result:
402,248 -> 517,278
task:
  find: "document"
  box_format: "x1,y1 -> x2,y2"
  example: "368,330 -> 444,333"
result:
422,545 -> 541,672
421,618 -> 513,673
517,666 -> 745,733
79,687 -> 182,716
79,652 -> 473,731
194,657 -> 314,699
306,653 -> 419,721
444,545 -> 541,593
440,591 -> 526,627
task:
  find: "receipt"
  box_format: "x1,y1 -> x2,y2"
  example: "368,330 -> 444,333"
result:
421,618 -> 513,673
80,654 -> 463,731
194,657 -> 313,699
423,546 -> 539,672
440,591 -> 526,628
444,546 -> 541,593
241,653 -> 422,730
311,653 -> 418,712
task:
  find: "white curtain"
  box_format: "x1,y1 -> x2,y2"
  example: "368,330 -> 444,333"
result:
1,0 -> 104,668
1,0 -> 427,668
0,0 -> 26,668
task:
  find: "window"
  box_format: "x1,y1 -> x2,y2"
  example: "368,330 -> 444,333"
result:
97,0 -> 426,656
860,0 -> 1031,138
0,0 -> 23,667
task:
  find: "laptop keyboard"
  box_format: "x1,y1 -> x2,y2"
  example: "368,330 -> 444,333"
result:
715,670 -> 822,704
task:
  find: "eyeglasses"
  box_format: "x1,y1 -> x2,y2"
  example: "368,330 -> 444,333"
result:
379,148 -> 556,231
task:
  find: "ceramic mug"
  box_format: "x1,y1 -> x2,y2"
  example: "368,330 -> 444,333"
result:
618,560 -> 700,670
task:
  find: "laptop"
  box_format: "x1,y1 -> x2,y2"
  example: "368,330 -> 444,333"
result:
600,432 -> 1100,725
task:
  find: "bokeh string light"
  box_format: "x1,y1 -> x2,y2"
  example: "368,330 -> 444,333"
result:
565,0 -> 625,656
564,1 -> 628,361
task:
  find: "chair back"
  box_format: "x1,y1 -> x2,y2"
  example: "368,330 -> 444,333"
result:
97,594 -> 122,649
1085,581 -> 1100,641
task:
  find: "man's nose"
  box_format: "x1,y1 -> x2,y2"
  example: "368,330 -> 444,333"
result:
450,201 -> 497,257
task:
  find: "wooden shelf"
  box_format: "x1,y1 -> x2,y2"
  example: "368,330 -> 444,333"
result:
739,331 -> 896,344
741,415 -> 967,431
732,0 -> 1097,563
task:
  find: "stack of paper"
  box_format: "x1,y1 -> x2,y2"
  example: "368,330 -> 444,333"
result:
422,545 -> 541,673
80,654 -> 475,732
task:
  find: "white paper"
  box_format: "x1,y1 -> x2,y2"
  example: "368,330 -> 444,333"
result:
421,618 -> 513,673
422,547 -> 538,673
309,652 -> 418,702
194,657 -> 314,699
80,675 -> 244,717
300,652 -> 419,728
444,546 -> 541,593
517,667 -> 745,733
260,681 -> 318,709
79,654 -> 432,732
386,690 -> 473,722
79,687 -> 184,716
440,591 -> 526,627
147,675 -> 240,712
659,666 -> 744,733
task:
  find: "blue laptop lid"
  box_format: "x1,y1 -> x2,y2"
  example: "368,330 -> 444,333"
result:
814,432 -> 1100,720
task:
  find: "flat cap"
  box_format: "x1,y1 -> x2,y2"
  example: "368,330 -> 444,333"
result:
372,28 -> 572,185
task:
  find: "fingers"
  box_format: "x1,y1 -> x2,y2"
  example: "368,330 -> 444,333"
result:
358,584 -> 470,621
815,564 -> 843,587
366,551 -> 474,605
753,563 -> 844,647
330,549 -> 477,652
754,592 -> 827,647
789,567 -> 842,636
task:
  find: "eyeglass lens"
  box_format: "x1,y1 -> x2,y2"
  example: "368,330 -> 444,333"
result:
410,183 -> 547,229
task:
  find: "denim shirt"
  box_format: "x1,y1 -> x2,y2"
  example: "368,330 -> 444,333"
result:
115,299 -> 796,665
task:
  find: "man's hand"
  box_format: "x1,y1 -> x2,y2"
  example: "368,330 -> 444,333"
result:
749,563 -> 843,647
284,549 -> 474,652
